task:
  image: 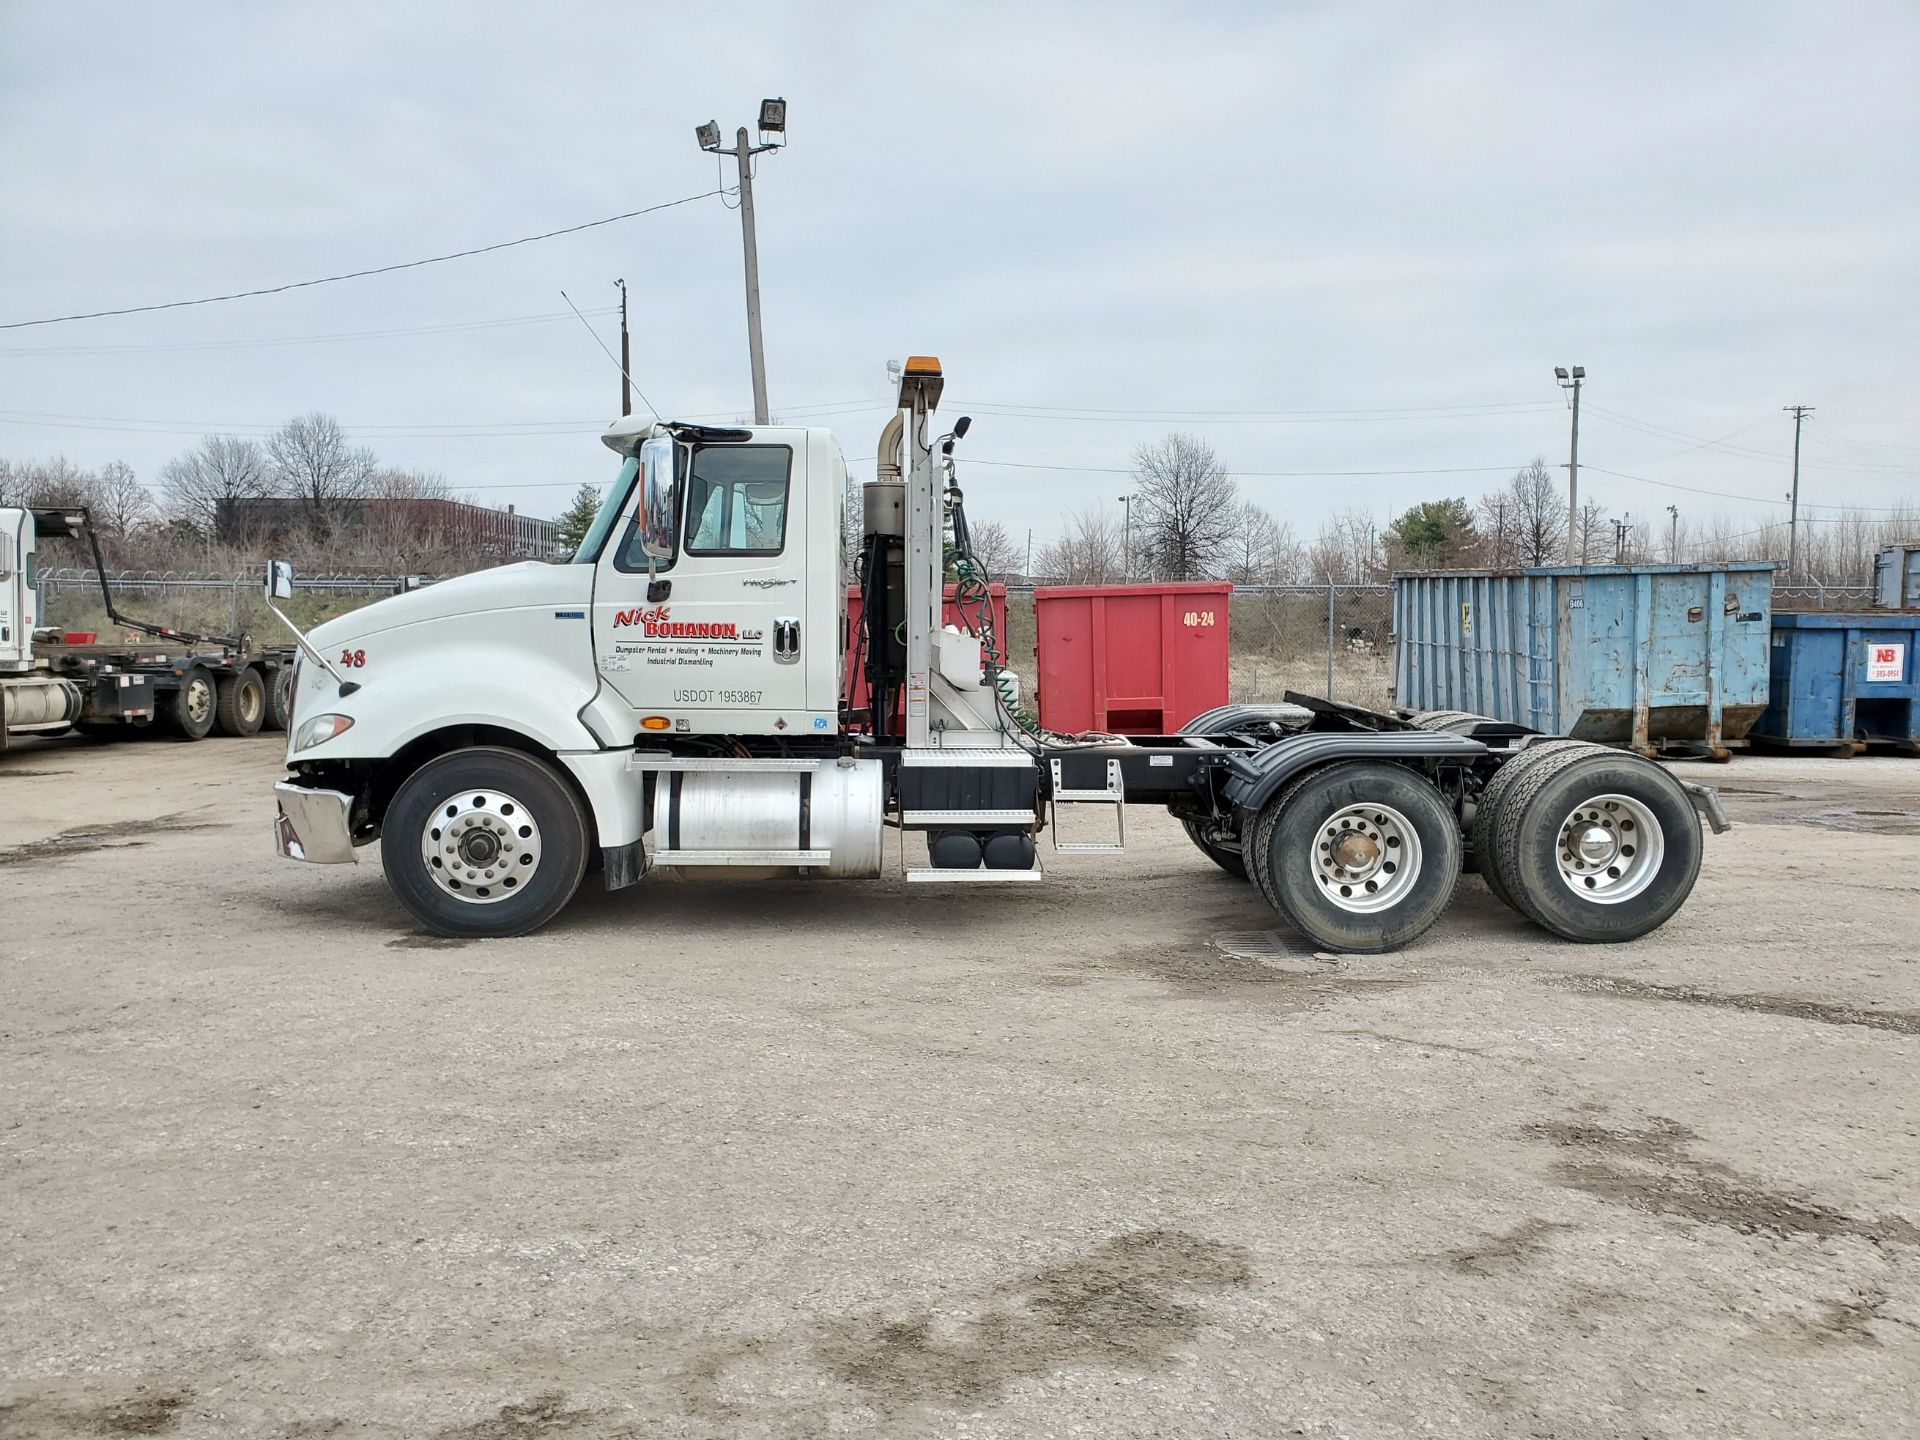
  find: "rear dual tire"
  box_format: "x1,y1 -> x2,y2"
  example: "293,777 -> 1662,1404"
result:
1180,817 -> 1248,880
1246,762 -> 1461,953
1481,746 -> 1702,943
215,668 -> 266,737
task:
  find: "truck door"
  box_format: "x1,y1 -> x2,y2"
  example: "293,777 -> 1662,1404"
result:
0,511 -> 31,669
593,437 -> 826,736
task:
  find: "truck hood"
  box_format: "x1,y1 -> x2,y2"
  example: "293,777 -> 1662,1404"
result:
309,562 -> 593,648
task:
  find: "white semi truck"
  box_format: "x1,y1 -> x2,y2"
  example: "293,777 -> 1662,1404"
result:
270,356 -> 1729,949
1,507 -> 295,747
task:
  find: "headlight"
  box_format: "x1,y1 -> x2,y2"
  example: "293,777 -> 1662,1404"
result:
295,713 -> 354,751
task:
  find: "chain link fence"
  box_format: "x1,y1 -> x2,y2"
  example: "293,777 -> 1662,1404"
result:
1773,583 -> 1876,612
38,569 -> 419,642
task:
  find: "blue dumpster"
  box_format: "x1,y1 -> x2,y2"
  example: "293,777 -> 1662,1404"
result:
1751,612 -> 1920,754
1393,563 -> 1774,756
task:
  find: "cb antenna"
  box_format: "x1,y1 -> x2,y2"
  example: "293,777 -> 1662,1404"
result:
560,289 -> 660,422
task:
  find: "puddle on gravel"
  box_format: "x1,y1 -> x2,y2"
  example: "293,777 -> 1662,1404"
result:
432,1391 -> 599,1438
0,814 -> 218,868
1554,974 -> 1920,1036
1713,791 -> 1920,835
1444,1217 -> 1574,1276
807,1229 -> 1253,1411
0,1383 -> 193,1436
1525,1115 -> 1920,1245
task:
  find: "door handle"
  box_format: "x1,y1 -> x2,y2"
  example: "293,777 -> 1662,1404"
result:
774,617 -> 800,662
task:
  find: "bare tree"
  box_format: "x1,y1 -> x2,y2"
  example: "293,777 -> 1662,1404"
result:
1308,506 -> 1382,582
92,460 -> 155,540
1034,505 -> 1122,584
1223,501 -> 1296,584
965,519 -> 1021,578
159,434 -> 268,534
7,455 -> 100,510
1130,433 -> 1240,580
1575,499 -> 1607,564
1497,457 -> 1567,566
267,413 -> 375,535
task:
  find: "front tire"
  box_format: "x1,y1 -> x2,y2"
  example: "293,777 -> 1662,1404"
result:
164,666 -> 218,740
1247,762 -> 1462,953
1485,748 -> 1702,943
381,747 -> 591,939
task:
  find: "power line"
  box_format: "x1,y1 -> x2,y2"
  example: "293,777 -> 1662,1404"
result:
953,401 -> 1562,426
966,458 -> 1519,478
950,398 -> 1563,418
1585,404 -> 1908,473
0,189 -> 729,331
0,306 -> 620,357
1582,462 -> 1912,513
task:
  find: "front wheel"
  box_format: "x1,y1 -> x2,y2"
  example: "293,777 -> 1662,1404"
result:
381,747 -> 591,939
164,666 -> 218,740
1484,748 -> 1702,943
1247,762 -> 1462,953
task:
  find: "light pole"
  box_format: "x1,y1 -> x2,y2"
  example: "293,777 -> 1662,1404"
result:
1118,494 -> 1133,582
1666,504 -> 1679,562
697,99 -> 786,425
614,278 -> 630,417
1783,404 -> 1813,581
1554,365 -> 1585,562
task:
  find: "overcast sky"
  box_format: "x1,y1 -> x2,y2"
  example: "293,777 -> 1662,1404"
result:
3,2 -> 1916,549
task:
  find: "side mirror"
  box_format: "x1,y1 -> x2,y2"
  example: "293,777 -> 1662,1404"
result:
265,560 -> 295,601
637,434 -> 680,560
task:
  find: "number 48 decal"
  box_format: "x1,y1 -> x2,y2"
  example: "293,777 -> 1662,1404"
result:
339,648 -> 367,668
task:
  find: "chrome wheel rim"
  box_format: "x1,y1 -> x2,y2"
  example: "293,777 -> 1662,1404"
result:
1555,792 -> 1663,903
1312,802 -> 1421,913
421,790 -> 540,905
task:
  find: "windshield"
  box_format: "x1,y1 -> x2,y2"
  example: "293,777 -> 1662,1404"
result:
572,456 -> 639,564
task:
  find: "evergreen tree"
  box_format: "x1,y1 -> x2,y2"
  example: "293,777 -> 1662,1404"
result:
556,482 -> 604,551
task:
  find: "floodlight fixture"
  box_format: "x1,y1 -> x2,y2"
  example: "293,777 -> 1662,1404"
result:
758,97 -> 787,134
1554,367 -> 1569,381
695,120 -> 722,150
1570,365 -> 1585,379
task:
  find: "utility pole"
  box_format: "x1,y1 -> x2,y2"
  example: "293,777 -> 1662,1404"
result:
1025,528 -> 1033,581
1554,366 -> 1585,562
697,100 -> 787,425
1118,494 -> 1133,582
1783,404 -> 1813,581
615,278 -> 631,417
1612,514 -> 1631,565
1666,504 -> 1679,562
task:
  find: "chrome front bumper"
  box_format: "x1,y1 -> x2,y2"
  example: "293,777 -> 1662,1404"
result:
274,781 -> 358,864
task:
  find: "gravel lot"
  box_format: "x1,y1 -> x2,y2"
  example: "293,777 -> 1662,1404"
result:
2,735 -> 1916,1438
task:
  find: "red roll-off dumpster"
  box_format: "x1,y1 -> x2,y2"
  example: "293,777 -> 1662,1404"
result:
1034,582 -> 1231,734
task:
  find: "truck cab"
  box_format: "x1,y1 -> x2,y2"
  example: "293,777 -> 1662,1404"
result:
585,419 -> 847,737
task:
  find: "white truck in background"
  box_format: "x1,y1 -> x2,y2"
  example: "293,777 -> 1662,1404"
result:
270,356 -> 1729,949
0,507 -> 294,748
